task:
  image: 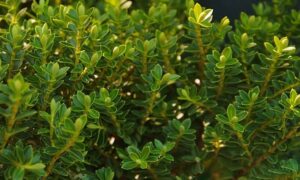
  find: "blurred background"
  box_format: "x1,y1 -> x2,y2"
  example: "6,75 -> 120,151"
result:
20,0 -> 300,22
39,0 -> 260,21
200,0 -> 259,20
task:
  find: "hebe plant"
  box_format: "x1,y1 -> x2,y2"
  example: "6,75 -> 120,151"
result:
0,0 -> 300,179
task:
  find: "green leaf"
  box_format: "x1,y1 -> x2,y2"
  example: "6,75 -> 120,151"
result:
68,149 -> 85,161
161,73 -> 180,85
281,159 -> 298,172
188,17 -> 196,24
77,3 -> 85,17
74,115 -> 87,131
64,119 -> 76,132
151,64 -> 163,80
193,3 -> 202,20
116,148 -> 128,160
100,88 -> 110,98
154,139 -> 163,149
264,42 -> 274,53
140,161 -> 148,169
109,89 -> 119,100
237,111 -> 247,121
87,123 -> 102,129
222,47 -> 232,59
24,163 -> 45,170
227,104 -> 236,120
88,109 -> 100,119
165,154 -> 174,161
200,20 -> 212,28
51,63 -> 60,76
95,167 -> 115,180
200,9 -> 213,23
233,123 -> 245,133
129,152 -> 139,161
37,128 -> 49,134
24,146 -> 33,163
282,46 -> 296,53
216,115 -> 228,124
150,83 -> 160,92
10,127 -> 29,136
121,161 -> 138,170
165,142 -> 175,152
127,146 -> 140,155
112,45 -> 126,58
39,111 -> 50,121
80,51 -> 90,65
16,110 -> 37,120
12,167 -> 25,180
141,146 -> 151,160
182,119 -> 191,129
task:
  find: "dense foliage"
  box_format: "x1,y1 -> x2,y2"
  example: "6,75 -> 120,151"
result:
0,0 -> 300,179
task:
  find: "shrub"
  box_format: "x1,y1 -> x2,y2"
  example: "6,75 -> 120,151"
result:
0,0 -> 300,179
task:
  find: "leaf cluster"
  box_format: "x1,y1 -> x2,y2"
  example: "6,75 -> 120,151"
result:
0,0 -> 300,179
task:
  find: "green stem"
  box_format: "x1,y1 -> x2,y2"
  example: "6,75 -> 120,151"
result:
0,100 -> 20,152
109,112 -> 120,129
269,82 -> 300,99
142,92 -> 157,125
249,118 -> 272,142
41,50 -> 48,65
162,50 -> 175,74
260,55 -> 279,96
110,58 -> 127,84
195,25 -> 206,81
43,130 -> 81,179
241,52 -> 251,86
204,147 -> 220,170
172,131 -> 183,154
280,108 -> 291,136
142,47 -> 148,74
236,132 -> 252,161
49,115 -> 55,146
245,100 -> 255,123
8,50 -> 16,79
147,166 -> 158,180
249,108 -> 290,144
236,123 -> 300,178
216,68 -> 225,98
76,67 -> 88,82
75,30 -> 81,65
41,81 -> 54,111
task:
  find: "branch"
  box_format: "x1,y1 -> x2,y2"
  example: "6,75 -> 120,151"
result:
236,123 -> 300,178
195,25 -> 206,82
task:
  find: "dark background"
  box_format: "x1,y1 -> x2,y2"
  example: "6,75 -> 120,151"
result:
199,0 -> 260,20
21,0 -> 261,21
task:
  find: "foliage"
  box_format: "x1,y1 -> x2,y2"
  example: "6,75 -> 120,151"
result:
0,0 -> 300,179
